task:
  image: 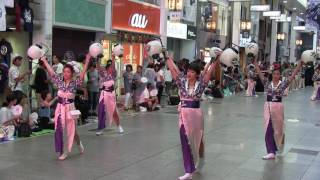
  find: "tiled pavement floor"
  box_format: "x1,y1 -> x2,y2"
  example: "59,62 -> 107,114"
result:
1,87 -> 320,180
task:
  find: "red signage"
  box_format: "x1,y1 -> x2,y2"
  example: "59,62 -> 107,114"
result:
112,0 -> 161,35
123,44 -> 131,64
132,43 -> 141,65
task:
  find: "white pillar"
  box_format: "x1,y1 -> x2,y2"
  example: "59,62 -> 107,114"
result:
32,0 -> 53,59
105,0 -> 112,34
313,30 -> 317,51
270,0 -> 279,64
160,0 -> 167,47
250,0 -> 260,42
231,2 -> 241,50
289,13 -> 297,62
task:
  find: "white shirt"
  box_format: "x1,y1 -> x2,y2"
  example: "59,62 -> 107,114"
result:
0,0 -> 6,31
0,107 -> 13,125
156,69 -> 164,82
9,65 -> 22,91
164,68 -> 172,82
5,0 -> 14,8
139,88 -> 150,103
53,63 -> 63,75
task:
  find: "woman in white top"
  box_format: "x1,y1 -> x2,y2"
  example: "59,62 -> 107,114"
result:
155,64 -> 164,105
0,94 -> 17,140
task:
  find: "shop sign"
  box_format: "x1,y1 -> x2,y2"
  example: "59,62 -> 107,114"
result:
298,0 -> 307,8
187,25 -> 196,40
167,21 -> 187,39
169,11 -> 182,22
250,5 -> 270,11
112,0 -> 160,35
130,13 -> 148,29
239,33 -> 252,47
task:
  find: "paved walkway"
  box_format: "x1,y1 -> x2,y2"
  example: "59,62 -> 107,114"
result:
0,87 -> 320,180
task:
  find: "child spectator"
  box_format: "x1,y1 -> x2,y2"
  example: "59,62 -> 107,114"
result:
38,91 -> 56,129
139,83 -> 159,112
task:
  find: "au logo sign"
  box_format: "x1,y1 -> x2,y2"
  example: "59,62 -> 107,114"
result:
130,13 -> 148,29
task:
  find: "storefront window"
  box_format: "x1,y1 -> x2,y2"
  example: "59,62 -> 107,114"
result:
218,5 -> 228,36
168,0 -> 183,10
198,2 -> 228,36
137,0 -> 160,6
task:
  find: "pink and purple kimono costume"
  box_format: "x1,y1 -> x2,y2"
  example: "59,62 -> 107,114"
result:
51,74 -> 83,155
246,70 -> 256,96
176,73 -> 207,173
263,79 -> 290,154
97,69 -> 117,130
311,72 -> 320,100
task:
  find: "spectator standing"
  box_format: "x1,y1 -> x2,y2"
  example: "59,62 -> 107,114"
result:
164,66 -> 173,97
144,64 -> 157,87
32,61 -> 49,99
8,55 -> 30,93
155,64 -> 164,105
132,66 -> 145,111
123,64 -> 133,110
87,62 -> 99,116
52,55 -> 63,75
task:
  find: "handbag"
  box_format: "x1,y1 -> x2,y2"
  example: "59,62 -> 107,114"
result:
18,123 -> 31,137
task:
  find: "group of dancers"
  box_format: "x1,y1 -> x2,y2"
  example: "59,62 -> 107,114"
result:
37,45 -> 310,180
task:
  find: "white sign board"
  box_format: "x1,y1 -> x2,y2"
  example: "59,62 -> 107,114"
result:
263,11 -> 281,17
239,34 -> 252,47
250,5 -> 270,12
167,21 -> 187,39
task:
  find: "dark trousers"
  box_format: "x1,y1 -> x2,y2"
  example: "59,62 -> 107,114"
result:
157,84 -> 164,104
88,91 -> 99,111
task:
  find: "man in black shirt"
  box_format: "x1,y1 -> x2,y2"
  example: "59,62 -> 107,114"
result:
0,39 -> 13,66
32,61 -> 49,94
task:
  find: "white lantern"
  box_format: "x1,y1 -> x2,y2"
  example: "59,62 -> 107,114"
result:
146,40 -> 162,58
301,50 -> 317,63
113,44 -> 124,57
27,45 -> 45,60
245,42 -> 259,57
220,48 -> 239,67
89,43 -> 103,58
67,61 -> 81,74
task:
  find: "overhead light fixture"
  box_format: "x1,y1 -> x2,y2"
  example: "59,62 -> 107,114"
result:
300,12 -> 304,15
283,0 -> 287,3
277,33 -> 286,40
168,0 -> 183,11
270,16 -> 281,20
240,20 -> 251,30
263,11 -> 281,17
293,7 -> 297,10
250,5 -> 270,12
295,39 -> 303,46
293,26 -> 306,30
